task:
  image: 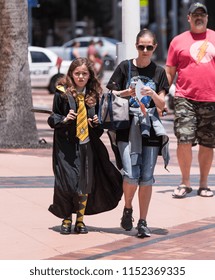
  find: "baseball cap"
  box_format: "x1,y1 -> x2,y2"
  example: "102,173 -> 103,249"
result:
188,2 -> 208,14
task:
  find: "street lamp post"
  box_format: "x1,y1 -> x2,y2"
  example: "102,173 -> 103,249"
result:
155,0 -> 167,61
112,0 -> 122,40
70,0 -> 77,39
170,0 -> 178,38
28,0 -> 39,45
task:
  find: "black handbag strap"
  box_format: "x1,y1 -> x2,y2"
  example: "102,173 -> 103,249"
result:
98,92 -> 114,124
126,59 -> 131,89
108,93 -> 114,123
98,94 -> 105,123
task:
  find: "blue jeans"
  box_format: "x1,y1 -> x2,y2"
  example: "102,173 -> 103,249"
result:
118,141 -> 159,186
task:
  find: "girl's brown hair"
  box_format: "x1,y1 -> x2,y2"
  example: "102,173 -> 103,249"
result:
57,57 -> 102,99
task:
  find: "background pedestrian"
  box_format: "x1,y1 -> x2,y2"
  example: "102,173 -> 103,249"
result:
166,2 -> 214,198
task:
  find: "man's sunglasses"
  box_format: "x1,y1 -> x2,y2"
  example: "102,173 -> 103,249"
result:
137,45 -> 154,51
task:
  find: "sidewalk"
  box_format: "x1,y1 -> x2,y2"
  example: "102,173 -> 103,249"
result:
0,95 -> 215,260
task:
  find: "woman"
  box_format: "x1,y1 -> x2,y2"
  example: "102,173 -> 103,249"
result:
70,41 -> 80,60
107,29 -> 169,238
48,57 -> 122,234
87,39 -> 103,78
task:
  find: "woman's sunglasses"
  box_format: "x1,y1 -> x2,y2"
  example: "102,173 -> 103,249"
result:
137,45 -> 154,51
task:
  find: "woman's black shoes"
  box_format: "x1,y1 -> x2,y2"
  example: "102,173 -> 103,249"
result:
60,219 -> 72,234
74,222 -> 88,234
121,207 -> 134,231
137,219 -> 151,238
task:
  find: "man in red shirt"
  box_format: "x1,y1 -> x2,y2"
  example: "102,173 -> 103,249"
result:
166,2 -> 215,198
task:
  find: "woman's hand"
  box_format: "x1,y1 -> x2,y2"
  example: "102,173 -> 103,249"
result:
140,86 -> 155,97
113,86 -> 135,98
128,86 -> 136,97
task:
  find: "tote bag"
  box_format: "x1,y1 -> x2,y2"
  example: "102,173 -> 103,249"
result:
98,92 -> 129,130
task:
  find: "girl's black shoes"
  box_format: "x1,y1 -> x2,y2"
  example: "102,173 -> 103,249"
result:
74,221 -> 88,234
60,219 -> 72,234
60,219 -> 88,234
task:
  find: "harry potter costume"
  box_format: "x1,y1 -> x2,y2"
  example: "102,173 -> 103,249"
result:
48,88 -> 123,229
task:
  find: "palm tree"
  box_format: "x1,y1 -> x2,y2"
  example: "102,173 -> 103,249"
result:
0,0 -> 38,147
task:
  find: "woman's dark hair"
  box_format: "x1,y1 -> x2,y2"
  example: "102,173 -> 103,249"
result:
136,28 -> 157,45
57,57 -> 102,99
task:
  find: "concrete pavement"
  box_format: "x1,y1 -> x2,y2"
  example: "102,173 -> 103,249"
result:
0,86 -> 215,261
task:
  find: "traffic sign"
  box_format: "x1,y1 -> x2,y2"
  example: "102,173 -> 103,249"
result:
140,0 -> 148,7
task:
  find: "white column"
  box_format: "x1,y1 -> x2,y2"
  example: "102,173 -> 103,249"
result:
118,0 -> 140,62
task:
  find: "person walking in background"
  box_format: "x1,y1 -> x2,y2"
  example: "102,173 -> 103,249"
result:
48,58 -> 122,235
106,29 -> 169,238
166,2 -> 215,198
95,39 -> 107,58
87,39 -> 97,62
70,41 -> 80,60
87,39 -> 103,78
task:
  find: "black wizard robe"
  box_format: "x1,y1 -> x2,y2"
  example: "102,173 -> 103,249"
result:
48,89 -> 123,219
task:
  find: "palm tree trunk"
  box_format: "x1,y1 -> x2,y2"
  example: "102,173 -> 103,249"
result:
0,0 -> 38,147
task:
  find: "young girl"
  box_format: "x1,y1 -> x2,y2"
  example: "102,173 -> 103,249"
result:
107,29 -> 169,238
48,57 -> 122,234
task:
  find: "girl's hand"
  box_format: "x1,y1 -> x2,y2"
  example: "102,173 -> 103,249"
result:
92,114 -> 99,124
88,114 -> 99,127
65,109 -> 77,121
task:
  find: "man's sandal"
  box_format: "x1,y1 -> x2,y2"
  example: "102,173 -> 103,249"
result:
172,184 -> 193,199
197,188 -> 214,197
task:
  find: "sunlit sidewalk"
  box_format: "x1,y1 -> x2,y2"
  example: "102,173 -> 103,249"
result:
0,113 -> 215,260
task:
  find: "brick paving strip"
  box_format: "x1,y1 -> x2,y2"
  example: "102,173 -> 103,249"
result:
47,217 -> 215,260
1,175 -> 215,188
0,176 -> 54,188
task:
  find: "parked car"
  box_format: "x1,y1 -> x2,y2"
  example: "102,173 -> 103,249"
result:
28,46 -> 71,93
47,36 -> 119,70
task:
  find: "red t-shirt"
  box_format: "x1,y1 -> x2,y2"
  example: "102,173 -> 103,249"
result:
166,29 -> 215,102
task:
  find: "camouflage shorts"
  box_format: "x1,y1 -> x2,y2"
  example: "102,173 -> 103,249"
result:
174,97 -> 215,148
